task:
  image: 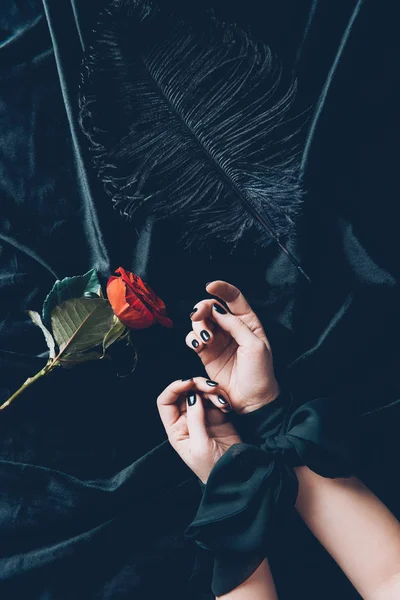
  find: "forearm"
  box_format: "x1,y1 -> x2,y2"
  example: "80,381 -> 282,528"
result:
216,559 -> 278,600
294,466 -> 400,599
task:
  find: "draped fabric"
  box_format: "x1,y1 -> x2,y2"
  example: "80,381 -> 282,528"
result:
1,1 -> 400,598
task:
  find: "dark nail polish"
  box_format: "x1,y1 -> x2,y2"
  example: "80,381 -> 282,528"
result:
181,377 -> 193,381
206,379 -> 218,387
213,303 -> 227,315
218,395 -> 228,405
190,308 -> 198,318
192,339 -> 199,349
187,392 -> 197,406
200,330 -> 210,342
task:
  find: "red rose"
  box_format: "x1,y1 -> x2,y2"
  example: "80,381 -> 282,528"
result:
106,268 -> 173,329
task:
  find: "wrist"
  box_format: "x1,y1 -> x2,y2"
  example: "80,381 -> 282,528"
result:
230,388 -> 291,445
198,439 -> 243,485
239,382 -> 281,415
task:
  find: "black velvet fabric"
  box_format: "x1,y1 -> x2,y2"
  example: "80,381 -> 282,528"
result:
1,1 -> 400,599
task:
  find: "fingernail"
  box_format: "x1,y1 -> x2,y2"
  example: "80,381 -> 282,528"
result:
206,379 -> 218,387
190,308 -> 198,318
205,281 -> 212,287
218,395 -> 228,405
192,339 -> 200,349
213,303 -> 227,315
187,392 -> 197,406
181,377 -> 193,381
200,330 -> 210,342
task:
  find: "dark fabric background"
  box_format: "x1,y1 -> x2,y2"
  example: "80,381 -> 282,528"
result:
0,1 -> 399,598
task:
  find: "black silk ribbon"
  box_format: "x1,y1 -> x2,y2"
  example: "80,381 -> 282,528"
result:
185,394 -> 360,596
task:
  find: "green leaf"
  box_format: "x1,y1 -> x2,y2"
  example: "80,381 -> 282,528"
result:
27,310 -> 56,359
42,269 -> 102,329
51,297 -> 114,358
102,315 -> 127,355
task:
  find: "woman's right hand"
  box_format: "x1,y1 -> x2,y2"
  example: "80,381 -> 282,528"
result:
157,377 -> 242,484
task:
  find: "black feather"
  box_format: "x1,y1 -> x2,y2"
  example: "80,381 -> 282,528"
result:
79,0 -> 306,270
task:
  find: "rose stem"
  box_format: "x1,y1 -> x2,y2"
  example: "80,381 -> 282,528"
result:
0,360 -> 57,411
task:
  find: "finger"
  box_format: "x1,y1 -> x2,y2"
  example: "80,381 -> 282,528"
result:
157,379 -> 197,432
207,392 -> 232,413
205,281 -> 269,345
185,322 -> 233,369
186,391 -> 208,445
205,280 -> 250,314
189,299 -> 215,322
191,318 -> 214,344
185,331 -> 204,353
190,377 -> 232,413
209,302 -> 263,349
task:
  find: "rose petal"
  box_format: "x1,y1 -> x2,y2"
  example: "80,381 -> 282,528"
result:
157,314 -> 173,328
107,277 -> 155,329
124,286 -> 156,329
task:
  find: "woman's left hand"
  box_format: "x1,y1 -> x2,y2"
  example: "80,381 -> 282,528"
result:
157,377 -> 242,484
186,280 -> 279,415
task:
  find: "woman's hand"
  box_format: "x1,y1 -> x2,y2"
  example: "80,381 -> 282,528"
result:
157,377 -> 242,483
186,281 -> 279,415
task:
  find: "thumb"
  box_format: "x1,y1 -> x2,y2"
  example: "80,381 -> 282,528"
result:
186,391 -> 208,446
